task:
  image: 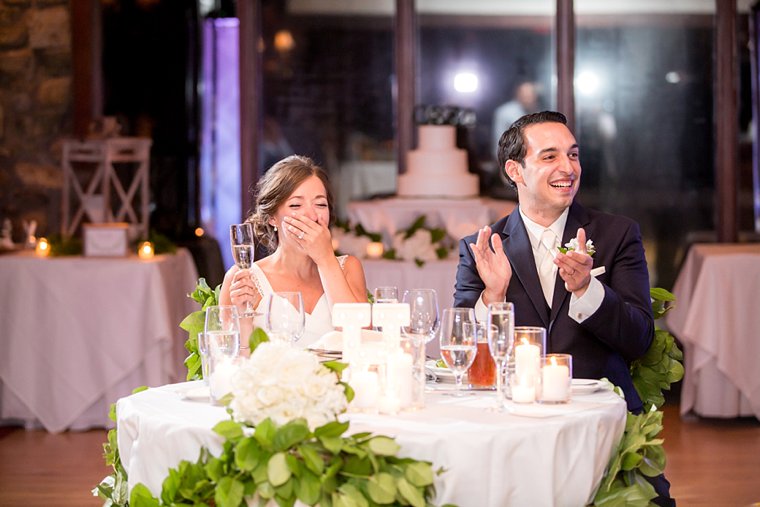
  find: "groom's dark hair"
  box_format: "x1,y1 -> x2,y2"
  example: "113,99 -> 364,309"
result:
497,111 -> 568,189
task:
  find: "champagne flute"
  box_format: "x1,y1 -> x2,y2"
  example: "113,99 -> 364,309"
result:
230,223 -> 255,317
204,305 -> 241,402
402,289 -> 439,344
439,307 -> 477,396
265,291 -> 305,344
486,302 -> 514,411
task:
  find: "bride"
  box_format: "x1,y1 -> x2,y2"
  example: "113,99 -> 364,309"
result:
220,155 -> 368,348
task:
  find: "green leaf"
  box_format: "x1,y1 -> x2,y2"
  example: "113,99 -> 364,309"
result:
129,483 -> 160,507
367,436 -> 400,456
235,437 -> 264,471
213,420 -> 244,441
336,483 -> 368,507
620,451 -> 643,471
342,455 -> 371,477
367,473 -> 397,504
396,477 -> 425,507
295,469 -> 322,505
205,456 -> 224,482
255,418 -> 277,448
299,443 -> 325,475
250,327 -> 270,352
273,419 -> 311,451
215,477 -> 245,507
315,420 -> 350,439
268,452 -> 292,487
320,436 -> 344,454
404,462 -> 434,487
322,360 -> 349,375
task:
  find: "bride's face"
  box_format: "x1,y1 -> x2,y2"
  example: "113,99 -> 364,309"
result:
272,175 -> 330,227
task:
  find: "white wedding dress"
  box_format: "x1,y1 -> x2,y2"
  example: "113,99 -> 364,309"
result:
250,256 -> 347,348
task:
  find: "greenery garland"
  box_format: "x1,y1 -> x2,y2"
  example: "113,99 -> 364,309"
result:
592,288 -> 683,507
97,281 -> 682,507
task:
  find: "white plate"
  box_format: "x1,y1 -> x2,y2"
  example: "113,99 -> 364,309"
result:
571,379 -> 604,395
425,360 -> 467,383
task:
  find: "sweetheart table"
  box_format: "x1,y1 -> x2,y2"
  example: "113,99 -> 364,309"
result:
0,249 -> 198,432
117,381 -> 626,506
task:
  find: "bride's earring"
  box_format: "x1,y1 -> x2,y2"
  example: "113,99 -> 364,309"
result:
273,225 -> 278,232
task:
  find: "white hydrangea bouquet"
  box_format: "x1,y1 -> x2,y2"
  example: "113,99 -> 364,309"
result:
386,215 -> 452,267
230,341 -> 348,430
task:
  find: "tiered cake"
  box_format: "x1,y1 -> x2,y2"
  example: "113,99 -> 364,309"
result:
397,125 -> 479,198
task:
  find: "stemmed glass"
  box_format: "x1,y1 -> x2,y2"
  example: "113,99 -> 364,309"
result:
486,302 -> 515,411
402,289 -> 440,344
230,223 -> 256,317
439,307 -> 477,396
265,291 -> 305,344
204,305 -> 241,402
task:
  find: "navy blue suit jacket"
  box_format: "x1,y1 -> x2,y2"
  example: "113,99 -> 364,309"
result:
454,201 -> 653,412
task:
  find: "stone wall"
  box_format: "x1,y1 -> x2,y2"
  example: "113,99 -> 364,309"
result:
0,0 -> 71,242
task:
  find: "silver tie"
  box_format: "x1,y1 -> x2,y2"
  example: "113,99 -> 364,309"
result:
538,229 -> 557,306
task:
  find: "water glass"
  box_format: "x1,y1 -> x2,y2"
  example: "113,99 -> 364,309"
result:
265,291 -> 305,344
373,286 -> 399,304
204,305 -> 241,402
402,288 -> 439,344
485,302 -> 514,409
439,307 -> 477,396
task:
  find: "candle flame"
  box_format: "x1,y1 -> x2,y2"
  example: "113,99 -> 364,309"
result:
520,337 -> 529,345
550,356 -> 558,367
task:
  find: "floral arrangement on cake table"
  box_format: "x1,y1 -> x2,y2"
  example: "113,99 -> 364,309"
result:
331,215 -> 452,267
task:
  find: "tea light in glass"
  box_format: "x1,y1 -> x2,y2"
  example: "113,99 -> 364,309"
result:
366,241 -> 384,259
138,241 -> 154,259
540,354 -> 572,403
35,237 -> 50,257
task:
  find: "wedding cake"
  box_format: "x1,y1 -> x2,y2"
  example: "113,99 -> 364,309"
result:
397,125 -> 479,198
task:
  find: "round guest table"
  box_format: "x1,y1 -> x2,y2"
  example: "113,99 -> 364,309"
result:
117,382 -> 626,507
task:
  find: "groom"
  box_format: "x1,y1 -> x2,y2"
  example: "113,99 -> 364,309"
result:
454,110 -> 673,505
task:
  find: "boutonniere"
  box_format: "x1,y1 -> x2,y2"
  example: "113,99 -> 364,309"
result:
558,237 -> 596,257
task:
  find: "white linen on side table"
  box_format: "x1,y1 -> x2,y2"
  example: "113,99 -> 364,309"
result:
0,249 -> 198,432
117,382 -> 626,507
666,243 -> 760,419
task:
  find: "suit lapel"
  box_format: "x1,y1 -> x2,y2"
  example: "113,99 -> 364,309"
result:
549,202 -> 590,324
501,209 -> 550,327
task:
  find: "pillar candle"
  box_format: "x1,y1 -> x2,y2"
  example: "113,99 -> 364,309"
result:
541,355 -> 571,402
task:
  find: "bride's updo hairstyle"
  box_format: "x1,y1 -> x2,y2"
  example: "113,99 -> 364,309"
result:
248,155 -> 334,253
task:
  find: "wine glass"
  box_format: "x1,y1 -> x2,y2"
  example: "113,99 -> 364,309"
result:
265,291 -> 305,344
402,289 -> 439,344
439,307 -> 477,396
204,305 -> 241,402
486,302 -> 514,411
230,223 -> 255,316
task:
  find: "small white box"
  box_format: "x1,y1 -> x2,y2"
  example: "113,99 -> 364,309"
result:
84,223 -> 129,257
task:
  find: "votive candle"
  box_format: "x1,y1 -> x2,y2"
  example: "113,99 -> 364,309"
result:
366,241 -> 384,259
541,354 -> 571,403
138,241 -> 154,259
35,237 -> 50,257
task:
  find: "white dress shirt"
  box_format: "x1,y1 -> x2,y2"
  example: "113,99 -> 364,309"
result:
474,207 -> 604,323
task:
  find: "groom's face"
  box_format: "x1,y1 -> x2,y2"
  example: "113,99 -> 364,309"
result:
507,122 -> 581,221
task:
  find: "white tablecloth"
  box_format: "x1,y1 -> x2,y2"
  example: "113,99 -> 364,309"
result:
0,249 -> 199,432
347,197 -> 516,243
666,243 -> 760,419
117,381 -> 626,507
